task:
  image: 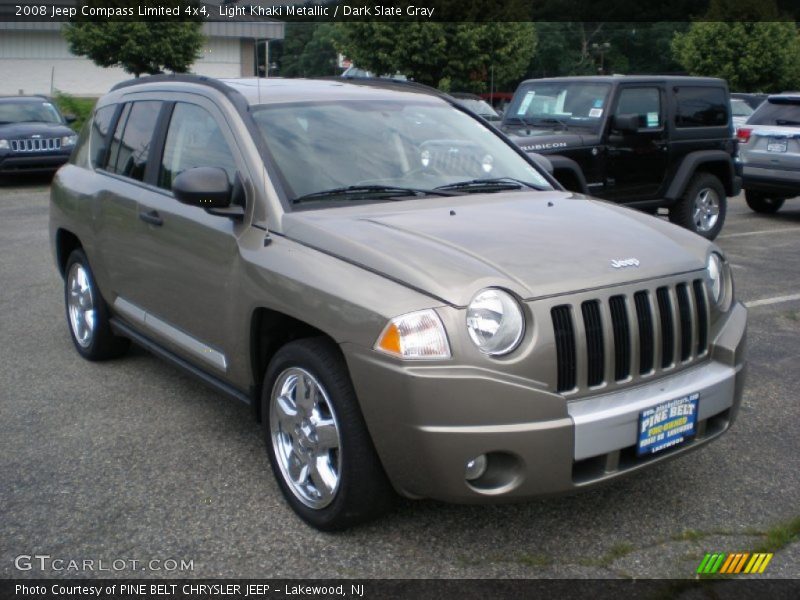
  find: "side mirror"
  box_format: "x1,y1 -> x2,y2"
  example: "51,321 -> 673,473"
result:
612,113 -> 640,134
172,166 -> 232,209
64,114 -> 77,124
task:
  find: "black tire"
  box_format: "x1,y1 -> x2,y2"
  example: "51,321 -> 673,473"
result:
63,249 -> 130,360
745,190 -> 785,214
668,172 -> 727,240
262,337 -> 394,530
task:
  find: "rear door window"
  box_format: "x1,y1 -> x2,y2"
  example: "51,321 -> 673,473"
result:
748,99 -> 800,126
674,87 -> 728,127
106,101 -> 163,181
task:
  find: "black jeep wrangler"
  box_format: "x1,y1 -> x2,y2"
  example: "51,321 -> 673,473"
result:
501,76 -> 741,239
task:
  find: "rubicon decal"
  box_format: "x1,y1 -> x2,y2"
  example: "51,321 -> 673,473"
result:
521,142 -> 569,151
696,552 -> 773,574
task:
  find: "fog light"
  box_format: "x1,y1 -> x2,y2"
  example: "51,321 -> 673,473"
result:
465,455 -> 488,481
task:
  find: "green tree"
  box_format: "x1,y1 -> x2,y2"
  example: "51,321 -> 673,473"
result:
334,23 -> 536,93
671,0 -> 800,91
672,21 -> 800,92
274,23 -> 340,78
64,22 -> 203,77
528,22 -> 688,79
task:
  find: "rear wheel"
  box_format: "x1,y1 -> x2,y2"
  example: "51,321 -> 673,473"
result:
262,338 -> 394,530
669,172 -> 727,240
64,249 -> 129,360
745,190 -> 785,214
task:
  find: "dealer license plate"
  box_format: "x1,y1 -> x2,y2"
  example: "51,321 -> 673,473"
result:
637,393 -> 699,456
767,138 -> 788,153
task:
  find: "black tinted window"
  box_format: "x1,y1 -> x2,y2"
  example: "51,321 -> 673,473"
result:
748,98 -> 800,126
158,103 -> 237,190
88,105 -> 116,169
675,87 -> 728,127
615,87 -> 662,129
107,101 -> 162,181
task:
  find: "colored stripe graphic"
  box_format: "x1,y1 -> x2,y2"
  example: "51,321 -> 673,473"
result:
699,552 -> 773,574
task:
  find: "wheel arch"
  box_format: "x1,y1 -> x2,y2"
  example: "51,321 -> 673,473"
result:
665,151 -> 736,200
55,228 -> 83,278
548,154 -> 589,194
249,307 -> 340,422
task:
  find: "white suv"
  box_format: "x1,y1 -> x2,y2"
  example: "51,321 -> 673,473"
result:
737,93 -> 800,213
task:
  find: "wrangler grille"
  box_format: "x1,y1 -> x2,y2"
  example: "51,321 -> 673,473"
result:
10,138 -> 61,152
551,279 -> 710,393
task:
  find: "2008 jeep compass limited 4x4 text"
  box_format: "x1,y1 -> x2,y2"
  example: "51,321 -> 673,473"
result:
50,75 -> 747,530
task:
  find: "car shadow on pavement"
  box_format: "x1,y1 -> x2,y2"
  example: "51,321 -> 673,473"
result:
0,173 -> 54,187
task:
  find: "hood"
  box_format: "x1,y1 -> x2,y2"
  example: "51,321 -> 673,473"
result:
281,191 -> 712,307
0,121 -> 74,139
501,128 -> 598,154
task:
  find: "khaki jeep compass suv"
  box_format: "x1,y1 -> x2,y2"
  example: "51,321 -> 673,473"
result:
50,75 -> 747,530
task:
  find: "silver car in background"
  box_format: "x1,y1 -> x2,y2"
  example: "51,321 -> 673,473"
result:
738,93 -> 800,213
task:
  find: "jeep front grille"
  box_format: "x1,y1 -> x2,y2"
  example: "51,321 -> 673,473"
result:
551,278 -> 710,394
10,138 -> 61,152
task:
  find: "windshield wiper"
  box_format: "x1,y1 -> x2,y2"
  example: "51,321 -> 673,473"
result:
775,119 -> 800,126
530,117 -> 569,131
502,115 -> 531,127
291,184 -> 458,204
435,177 -> 544,193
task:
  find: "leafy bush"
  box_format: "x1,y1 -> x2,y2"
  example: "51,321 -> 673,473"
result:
53,92 -> 97,132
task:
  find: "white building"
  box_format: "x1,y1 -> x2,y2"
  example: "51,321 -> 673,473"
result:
0,19 -> 284,97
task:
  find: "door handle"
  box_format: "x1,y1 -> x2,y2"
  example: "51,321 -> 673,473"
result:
138,209 -> 163,227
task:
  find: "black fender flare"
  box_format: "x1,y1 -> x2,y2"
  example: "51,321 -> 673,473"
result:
665,150 -> 737,200
545,154 -> 589,194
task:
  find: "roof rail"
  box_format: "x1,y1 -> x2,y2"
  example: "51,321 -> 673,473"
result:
109,73 -> 250,111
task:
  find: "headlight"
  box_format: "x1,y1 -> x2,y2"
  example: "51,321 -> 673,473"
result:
61,135 -> 78,147
375,309 -> 451,359
706,252 -> 730,309
466,288 -> 525,356
0,139 -> 8,150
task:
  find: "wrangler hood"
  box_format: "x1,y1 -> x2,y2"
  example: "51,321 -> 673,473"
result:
281,191 -> 713,307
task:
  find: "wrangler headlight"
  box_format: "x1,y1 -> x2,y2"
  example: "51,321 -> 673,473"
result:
0,139 -> 8,150
61,135 -> 78,147
375,309 -> 451,359
466,288 -> 525,356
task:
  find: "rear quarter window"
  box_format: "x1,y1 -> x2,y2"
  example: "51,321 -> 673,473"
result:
674,87 -> 729,128
85,105 -> 117,169
748,99 -> 800,126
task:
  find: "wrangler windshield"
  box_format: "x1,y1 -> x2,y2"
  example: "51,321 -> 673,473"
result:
251,99 -> 551,204
505,82 -> 612,133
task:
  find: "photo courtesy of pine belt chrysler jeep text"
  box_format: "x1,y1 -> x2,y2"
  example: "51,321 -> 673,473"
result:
50,75 -> 747,530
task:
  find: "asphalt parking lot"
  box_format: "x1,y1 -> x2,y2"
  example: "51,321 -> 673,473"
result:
1,177 -> 798,580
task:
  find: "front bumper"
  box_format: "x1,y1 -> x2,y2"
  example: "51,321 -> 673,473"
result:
0,152 -> 70,173
343,302 -> 746,502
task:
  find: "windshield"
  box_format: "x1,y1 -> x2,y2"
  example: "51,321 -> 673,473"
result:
0,101 -> 62,124
252,99 -> 551,204
505,82 -> 612,132
731,99 -> 753,118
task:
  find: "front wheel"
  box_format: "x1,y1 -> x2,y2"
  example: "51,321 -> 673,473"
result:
669,173 -> 727,240
745,190 -> 785,214
262,338 -> 394,530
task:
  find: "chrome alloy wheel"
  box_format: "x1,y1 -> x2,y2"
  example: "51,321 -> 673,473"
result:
693,187 -> 720,233
67,262 -> 96,348
269,367 -> 342,509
